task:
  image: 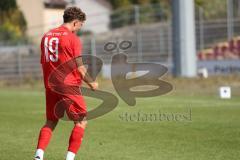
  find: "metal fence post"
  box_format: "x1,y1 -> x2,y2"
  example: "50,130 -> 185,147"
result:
167,22 -> 172,68
17,45 -> 23,83
199,6 -> 205,50
227,0 -> 234,40
136,30 -> 143,62
134,5 -> 140,25
172,0 -> 197,77
91,35 -> 97,78
238,0 -> 240,17
134,5 -> 143,62
159,26 -> 164,55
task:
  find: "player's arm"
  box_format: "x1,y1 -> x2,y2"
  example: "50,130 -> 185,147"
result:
75,56 -> 98,91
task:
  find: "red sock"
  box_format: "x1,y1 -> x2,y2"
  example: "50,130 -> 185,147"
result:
37,126 -> 53,150
68,126 -> 85,154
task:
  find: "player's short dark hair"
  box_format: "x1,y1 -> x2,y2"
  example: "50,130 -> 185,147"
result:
63,7 -> 86,23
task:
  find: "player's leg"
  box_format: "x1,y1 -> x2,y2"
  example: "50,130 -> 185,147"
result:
34,88 -> 60,160
37,120 -> 59,150
66,117 -> 87,160
34,120 -> 58,160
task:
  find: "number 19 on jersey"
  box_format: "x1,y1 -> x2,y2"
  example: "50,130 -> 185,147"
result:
44,37 -> 59,62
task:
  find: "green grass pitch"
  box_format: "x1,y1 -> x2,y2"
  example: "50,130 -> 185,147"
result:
0,88 -> 240,160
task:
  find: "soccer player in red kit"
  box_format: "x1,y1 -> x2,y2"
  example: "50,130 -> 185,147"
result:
34,7 -> 98,160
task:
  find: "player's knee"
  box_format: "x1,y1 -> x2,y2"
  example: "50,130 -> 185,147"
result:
45,120 -> 58,130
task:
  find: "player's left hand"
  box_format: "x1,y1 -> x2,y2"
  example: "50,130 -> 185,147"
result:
89,81 -> 98,91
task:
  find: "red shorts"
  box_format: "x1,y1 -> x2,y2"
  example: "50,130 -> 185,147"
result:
45,88 -> 87,121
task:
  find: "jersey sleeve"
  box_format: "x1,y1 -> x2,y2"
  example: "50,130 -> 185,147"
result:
72,35 -> 82,57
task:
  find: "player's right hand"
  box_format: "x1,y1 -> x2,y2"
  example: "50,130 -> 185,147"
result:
89,82 -> 98,91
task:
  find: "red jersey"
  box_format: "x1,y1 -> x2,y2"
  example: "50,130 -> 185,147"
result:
40,26 -> 82,89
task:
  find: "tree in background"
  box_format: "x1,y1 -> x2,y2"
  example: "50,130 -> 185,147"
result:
195,0 -> 227,19
108,0 -> 132,28
231,0 -> 240,17
107,0 -> 131,9
0,0 -> 27,43
108,0 -> 240,29
108,0 -> 170,28
195,0 -> 240,19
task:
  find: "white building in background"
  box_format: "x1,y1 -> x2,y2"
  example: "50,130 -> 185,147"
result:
17,0 -> 111,44
17,0 -> 44,43
43,0 -> 67,33
74,0 -> 112,34
17,0 -> 67,43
